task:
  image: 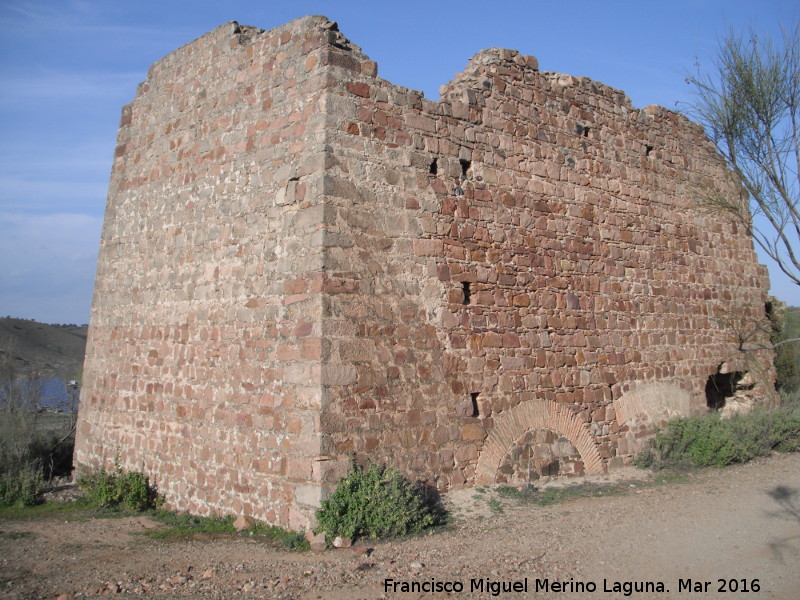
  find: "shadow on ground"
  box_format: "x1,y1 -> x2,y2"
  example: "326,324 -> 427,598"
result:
766,485 -> 800,562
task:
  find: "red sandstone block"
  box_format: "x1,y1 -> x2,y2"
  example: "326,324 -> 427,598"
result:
293,321 -> 313,337
470,291 -> 491,306
412,238 -> 443,256
283,293 -> 310,305
461,423 -> 486,441
455,444 -> 478,462
284,278 -> 310,294
512,294 -> 530,307
322,279 -> 359,294
360,60 -> 378,76
299,338 -> 322,360
336,438 -> 355,452
483,332 -> 502,347
405,113 -> 437,133
322,49 -> 361,71
394,130 -> 412,146
305,54 -> 318,72
346,81 -> 370,97
276,345 -> 298,361
405,409 -> 421,426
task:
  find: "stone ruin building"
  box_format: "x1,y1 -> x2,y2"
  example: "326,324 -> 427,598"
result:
75,16 -> 776,530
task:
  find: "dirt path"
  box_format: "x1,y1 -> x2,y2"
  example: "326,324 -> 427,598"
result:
1,452 -> 798,599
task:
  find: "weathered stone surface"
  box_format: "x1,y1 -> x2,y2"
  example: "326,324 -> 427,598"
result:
233,515 -> 255,532
310,532 -> 327,553
333,536 -> 352,548
461,424 -> 487,441
75,15 -> 775,532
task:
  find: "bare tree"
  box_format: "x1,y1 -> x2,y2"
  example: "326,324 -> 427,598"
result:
0,345 -> 44,471
1,343 -> 78,504
685,26 -> 800,286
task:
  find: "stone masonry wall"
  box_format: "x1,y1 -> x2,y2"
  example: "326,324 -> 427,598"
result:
76,18 -> 340,529
76,16 -> 775,529
319,34 -> 774,487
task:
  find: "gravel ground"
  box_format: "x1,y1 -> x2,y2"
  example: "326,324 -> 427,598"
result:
1,452 -> 798,599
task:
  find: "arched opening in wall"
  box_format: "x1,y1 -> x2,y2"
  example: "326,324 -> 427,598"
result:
474,398 -> 605,484
705,371 -> 743,410
459,159 -> 471,179
429,158 -> 438,175
495,428 -> 584,484
612,382 -> 692,461
470,392 -> 480,417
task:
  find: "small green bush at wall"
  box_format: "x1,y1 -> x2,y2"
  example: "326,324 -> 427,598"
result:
636,400 -> 800,469
78,462 -> 160,511
315,462 -> 445,542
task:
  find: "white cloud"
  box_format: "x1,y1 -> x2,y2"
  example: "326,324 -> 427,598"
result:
0,1 -> 178,38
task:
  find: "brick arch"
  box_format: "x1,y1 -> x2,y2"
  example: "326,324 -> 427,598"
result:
613,382 -> 691,426
475,399 -> 604,484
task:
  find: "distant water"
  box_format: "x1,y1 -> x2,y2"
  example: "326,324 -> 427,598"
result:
40,379 -> 80,411
0,378 -> 80,411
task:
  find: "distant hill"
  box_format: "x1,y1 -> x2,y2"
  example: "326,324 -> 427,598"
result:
0,317 -> 88,380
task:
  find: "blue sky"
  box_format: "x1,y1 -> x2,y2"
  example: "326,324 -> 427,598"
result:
0,0 -> 797,324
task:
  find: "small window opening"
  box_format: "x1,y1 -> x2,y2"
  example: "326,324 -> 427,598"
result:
461,281 -> 471,305
429,158 -> 438,175
470,392 -> 480,417
765,301 -> 774,320
576,124 -> 590,137
583,126 -> 590,137
459,159 -> 471,179
645,145 -> 653,156
705,371 -> 743,410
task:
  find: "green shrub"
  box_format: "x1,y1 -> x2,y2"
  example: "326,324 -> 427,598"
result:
256,524 -> 310,550
144,511 -> 235,539
0,461 -> 44,507
638,402 -> 800,469
144,511 -> 309,548
0,431 -> 74,507
315,462 -> 445,542
78,462 -> 160,511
